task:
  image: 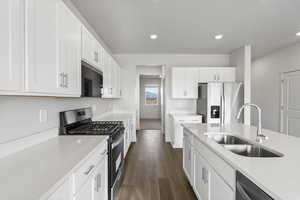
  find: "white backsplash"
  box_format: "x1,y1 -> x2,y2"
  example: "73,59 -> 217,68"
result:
0,96 -> 114,144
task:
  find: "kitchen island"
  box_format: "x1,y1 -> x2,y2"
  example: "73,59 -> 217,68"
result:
182,123 -> 300,200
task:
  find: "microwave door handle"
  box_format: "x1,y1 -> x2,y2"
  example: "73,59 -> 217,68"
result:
237,182 -> 252,200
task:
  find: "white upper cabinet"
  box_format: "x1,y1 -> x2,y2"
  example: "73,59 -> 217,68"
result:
25,0 -> 61,94
0,0 -> 120,98
25,0 -> 81,96
171,67 -> 198,99
171,67 -> 185,99
58,0 -> 81,96
102,52 -> 113,98
81,26 -> 94,66
102,52 -> 121,99
172,67 -> 236,99
185,68 -> 199,98
0,0 -> 24,92
217,67 -> 236,82
199,67 -> 236,82
81,26 -> 104,71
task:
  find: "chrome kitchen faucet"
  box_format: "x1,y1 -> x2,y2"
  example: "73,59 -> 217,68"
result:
237,103 -> 268,143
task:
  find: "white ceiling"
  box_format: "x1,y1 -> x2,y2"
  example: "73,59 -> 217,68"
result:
71,0 -> 300,57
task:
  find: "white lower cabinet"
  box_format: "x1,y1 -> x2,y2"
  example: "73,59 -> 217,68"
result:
93,157 -> 108,200
48,180 -> 72,200
183,131 -> 235,200
194,149 -> 209,200
170,115 -> 202,148
74,157 -> 108,200
47,143 -> 108,200
183,134 -> 193,182
210,169 -> 234,200
74,175 -> 93,200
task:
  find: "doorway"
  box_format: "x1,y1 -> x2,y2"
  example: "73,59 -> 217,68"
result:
280,70 -> 300,137
139,75 -> 162,130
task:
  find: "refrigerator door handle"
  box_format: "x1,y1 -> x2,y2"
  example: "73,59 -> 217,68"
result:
220,83 -> 226,125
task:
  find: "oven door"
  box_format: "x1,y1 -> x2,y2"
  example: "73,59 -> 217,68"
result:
110,131 -> 124,186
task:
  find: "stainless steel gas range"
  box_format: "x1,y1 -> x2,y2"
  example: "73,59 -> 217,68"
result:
59,107 -> 124,200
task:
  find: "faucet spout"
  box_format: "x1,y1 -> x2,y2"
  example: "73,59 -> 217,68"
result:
236,103 -> 267,142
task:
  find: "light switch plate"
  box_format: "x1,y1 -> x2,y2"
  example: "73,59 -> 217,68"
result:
39,109 -> 48,123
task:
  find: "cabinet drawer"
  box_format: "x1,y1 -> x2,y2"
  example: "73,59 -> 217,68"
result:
193,138 -> 235,189
72,143 -> 107,194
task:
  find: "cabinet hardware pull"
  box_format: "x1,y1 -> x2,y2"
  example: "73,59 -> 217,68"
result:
94,175 -> 98,192
60,73 -> 64,87
65,74 -> 68,88
84,165 -> 95,175
98,174 -> 101,189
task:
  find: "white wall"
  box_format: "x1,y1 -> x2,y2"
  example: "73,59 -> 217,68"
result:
113,54 -> 231,141
230,46 -> 252,125
252,42 -> 300,131
140,78 -> 161,119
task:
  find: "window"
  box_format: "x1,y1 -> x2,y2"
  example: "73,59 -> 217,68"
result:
145,86 -> 159,105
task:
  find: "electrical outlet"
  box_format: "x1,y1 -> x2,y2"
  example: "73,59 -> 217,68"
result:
92,105 -> 97,114
39,109 -> 48,123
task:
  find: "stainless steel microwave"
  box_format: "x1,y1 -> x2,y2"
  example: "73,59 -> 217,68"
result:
81,61 -> 103,98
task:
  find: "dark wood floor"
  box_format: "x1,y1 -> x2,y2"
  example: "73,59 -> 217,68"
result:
117,130 -> 197,200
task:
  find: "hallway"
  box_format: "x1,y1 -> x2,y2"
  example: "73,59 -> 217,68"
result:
117,130 -> 197,200
140,119 -> 161,130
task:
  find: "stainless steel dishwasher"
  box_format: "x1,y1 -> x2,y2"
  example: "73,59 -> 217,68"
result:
236,171 -> 273,200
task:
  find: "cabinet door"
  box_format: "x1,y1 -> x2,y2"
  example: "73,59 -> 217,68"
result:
217,68 -> 236,82
172,67 -> 185,98
74,175 -> 93,200
58,1 -> 81,95
48,180 -> 71,200
194,150 -> 210,200
93,157 -> 108,200
81,26 -> 94,66
199,68 -> 217,82
210,169 -> 234,200
111,60 -> 117,97
103,53 -> 113,98
116,65 -> 121,98
0,0 -> 24,92
92,42 -> 103,71
25,0 -> 60,94
185,68 -> 199,99
183,135 -> 192,181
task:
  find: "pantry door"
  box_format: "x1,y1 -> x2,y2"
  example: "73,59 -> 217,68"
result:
281,70 -> 300,137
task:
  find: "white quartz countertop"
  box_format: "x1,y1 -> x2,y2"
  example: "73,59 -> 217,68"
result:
93,112 -> 134,121
182,123 -> 300,200
0,135 -> 108,200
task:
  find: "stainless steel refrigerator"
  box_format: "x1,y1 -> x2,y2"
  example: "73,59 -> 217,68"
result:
197,82 -> 244,124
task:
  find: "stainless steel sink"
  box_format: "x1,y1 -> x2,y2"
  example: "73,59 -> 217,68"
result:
206,134 -> 249,145
206,134 -> 283,158
223,144 -> 283,157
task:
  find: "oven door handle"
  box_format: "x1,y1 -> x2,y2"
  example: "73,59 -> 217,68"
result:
112,136 -> 124,149
237,182 -> 252,200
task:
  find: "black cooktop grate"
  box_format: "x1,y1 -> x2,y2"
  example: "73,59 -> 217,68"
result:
67,121 -> 123,135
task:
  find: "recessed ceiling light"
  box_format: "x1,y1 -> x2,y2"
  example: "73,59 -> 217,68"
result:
215,34 -> 224,40
296,32 -> 300,36
150,34 -> 158,40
